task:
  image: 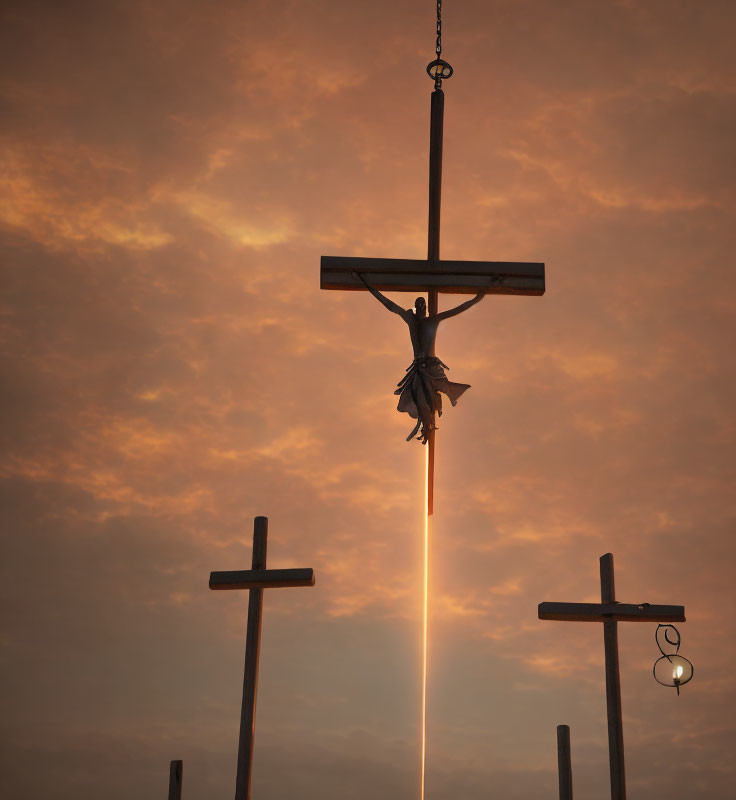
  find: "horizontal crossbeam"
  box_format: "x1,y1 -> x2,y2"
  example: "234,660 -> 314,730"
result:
321,256 -> 544,295
538,601 -> 686,623
209,568 -> 315,590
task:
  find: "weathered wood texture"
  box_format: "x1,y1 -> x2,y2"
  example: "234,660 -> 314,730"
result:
320,256 -> 545,295
601,553 -> 626,800
209,568 -> 315,590
168,760 -> 183,800
538,602 -> 685,623
557,725 -> 573,800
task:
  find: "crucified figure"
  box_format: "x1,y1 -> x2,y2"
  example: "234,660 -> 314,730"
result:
353,271 -> 485,443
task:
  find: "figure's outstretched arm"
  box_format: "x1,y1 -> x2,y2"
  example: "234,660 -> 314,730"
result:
353,272 -> 409,318
434,291 -> 486,321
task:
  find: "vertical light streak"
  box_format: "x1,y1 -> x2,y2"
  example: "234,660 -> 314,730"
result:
421,446 -> 430,800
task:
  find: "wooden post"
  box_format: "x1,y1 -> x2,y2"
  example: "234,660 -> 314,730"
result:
426,87 -> 444,515
600,553 -> 626,800
235,516 -> 267,800
427,87 -> 443,275
556,725 -> 572,800
168,760 -> 183,800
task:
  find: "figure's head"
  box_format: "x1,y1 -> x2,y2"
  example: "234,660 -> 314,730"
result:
414,297 -> 427,317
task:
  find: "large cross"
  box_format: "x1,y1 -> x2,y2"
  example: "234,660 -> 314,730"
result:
538,553 -> 686,800
210,516 -> 315,800
320,79 -> 545,515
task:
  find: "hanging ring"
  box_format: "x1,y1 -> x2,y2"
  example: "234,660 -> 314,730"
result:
426,59 -> 454,82
655,623 -> 681,657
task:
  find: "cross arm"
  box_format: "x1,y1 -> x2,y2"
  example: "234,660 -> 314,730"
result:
321,256 -> 545,295
209,568 -> 315,590
538,602 -> 686,623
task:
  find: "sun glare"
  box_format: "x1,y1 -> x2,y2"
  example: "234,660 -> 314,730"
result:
421,446 -> 430,800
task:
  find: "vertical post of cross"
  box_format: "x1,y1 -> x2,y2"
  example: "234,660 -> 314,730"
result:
426,86 -> 444,515
428,87 -> 444,290
601,553 -> 626,800
235,516 -> 267,800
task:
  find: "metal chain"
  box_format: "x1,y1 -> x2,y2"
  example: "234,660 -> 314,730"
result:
435,0 -> 442,58
427,0 -> 452,87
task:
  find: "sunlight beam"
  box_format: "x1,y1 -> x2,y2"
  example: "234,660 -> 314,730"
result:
421,445 -> 430,800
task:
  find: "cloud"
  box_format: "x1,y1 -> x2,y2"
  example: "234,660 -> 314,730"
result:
1,0 -> 735,798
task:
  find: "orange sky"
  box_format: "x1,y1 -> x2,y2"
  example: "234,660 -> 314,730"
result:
1,1 -> 735,798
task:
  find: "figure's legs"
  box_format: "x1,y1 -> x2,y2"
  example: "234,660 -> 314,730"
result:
396,365 -> 448,443
414,389 -> 438,443
418,405 -> 436,443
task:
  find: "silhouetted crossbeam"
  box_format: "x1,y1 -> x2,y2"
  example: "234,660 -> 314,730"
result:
320,256 -> 544,295
210,568 -> 315,590
539,602 -> 685,623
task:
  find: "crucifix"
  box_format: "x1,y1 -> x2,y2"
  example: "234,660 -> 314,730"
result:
210,516 -> 315,800
319,2 -> 545,517
538,553 -> 686,800
320,5 -> 544,796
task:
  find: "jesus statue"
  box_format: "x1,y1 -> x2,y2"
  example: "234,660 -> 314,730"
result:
353,272 -> 486,444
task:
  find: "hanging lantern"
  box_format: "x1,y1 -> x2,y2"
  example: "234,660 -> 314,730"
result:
653,624 -> 693,695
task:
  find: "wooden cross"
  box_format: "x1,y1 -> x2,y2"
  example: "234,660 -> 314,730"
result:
210,516 -> 315,800
320,84 -> 545,515
538,553 -> 686,800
